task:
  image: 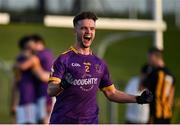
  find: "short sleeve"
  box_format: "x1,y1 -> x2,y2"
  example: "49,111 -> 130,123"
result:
99,62 -> 113,89
49,56 -> 65,83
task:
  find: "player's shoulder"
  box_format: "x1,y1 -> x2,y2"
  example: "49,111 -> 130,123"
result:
55,47 -> 75,62
37,48 -> 53,56
92,54 -> 108,67
163,66 -> 175,78
60,46 -> 77,57
43,48 -> 53,54
155,66 -> 174,78
156,66 -> 170,74
161,66 -> 175,84
93,54 -> 104,62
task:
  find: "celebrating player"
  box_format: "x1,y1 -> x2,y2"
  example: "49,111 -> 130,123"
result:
16,34 -> 54,123
48,11 -> 153,124
11,36 -> 37,124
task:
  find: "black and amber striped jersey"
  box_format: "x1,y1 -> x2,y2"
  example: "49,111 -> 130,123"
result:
143,66 -> 175,121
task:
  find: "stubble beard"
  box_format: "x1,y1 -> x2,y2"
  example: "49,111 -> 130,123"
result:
77,37 -> 90,49
81,41 -> 90,48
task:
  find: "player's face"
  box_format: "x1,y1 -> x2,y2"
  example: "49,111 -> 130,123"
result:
74,19 -> 96,48
148,53 -> 158,66
34,41 -> 44,51
25,40 -> 36,52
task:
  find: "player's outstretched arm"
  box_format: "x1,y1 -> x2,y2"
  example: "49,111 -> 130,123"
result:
102,85 -> 153,104
103,85 -> 136,103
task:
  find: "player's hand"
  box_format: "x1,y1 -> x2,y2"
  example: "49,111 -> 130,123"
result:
32,55 -> 41,67
136,89 -> 153,104
60,79 -> 72,89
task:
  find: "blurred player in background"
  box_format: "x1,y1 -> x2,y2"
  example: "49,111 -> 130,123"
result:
16,34 -> 54,123
29,34 -> 54,123
47,11 -> 153,124
141,47 -> 175,124
10,36 -> 37,124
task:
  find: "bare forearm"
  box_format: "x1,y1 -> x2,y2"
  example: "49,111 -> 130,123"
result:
17,59 -> 33,71
113,90 -> 136,103
104,89 -> 137,103
47,82 -> 63,97
33,68 -> 50,82
103,85 -> 153,104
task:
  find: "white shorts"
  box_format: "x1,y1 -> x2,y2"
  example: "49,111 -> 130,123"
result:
36,97 -> 47,120
16,103 -> 37,124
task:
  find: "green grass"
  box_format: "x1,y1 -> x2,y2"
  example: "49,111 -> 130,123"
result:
0,22 -> 180,123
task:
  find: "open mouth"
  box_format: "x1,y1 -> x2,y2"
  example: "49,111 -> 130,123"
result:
83,34 -> 91,41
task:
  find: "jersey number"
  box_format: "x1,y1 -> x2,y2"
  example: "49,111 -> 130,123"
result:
85,65 -> 90,72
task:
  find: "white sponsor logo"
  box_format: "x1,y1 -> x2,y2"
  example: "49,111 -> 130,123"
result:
65,73 -> 98,86
72,78 -> 98,86
71,63 -> 81,67
65,73 -> 98,91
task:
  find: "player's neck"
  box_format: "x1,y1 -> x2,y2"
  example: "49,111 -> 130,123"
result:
74,44 -> 92,55
158,60 -> 165,67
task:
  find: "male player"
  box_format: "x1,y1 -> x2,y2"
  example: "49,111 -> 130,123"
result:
142,48 -> 175,124
16,34 -> 54,123
11,36 -> 37,124
48,11 -> 153,124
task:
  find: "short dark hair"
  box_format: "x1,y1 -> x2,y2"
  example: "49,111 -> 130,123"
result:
29,34 -> 44,44
26,34 -> 45,46
148,47 -> 163,58
73,11 -> 98,26
18,35 -> 31,50
18,34 -> 45,50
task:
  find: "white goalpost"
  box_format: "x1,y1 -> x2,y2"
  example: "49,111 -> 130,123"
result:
44,0 -> 166,50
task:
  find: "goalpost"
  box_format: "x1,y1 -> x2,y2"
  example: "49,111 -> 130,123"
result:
44,0 -> 166,50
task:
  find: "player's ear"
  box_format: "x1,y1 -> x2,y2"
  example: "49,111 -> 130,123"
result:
73,27 -> 77,35
73,28 -> 76,34
73,23 -> 79,30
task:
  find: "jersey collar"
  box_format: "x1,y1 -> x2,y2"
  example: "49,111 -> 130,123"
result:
70,46 -> 93,55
